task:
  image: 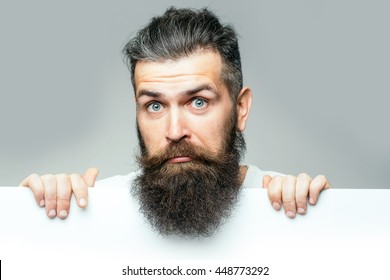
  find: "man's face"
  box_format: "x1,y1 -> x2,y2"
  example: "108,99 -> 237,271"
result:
134,50 -> 235,159
132,50 -> 251,237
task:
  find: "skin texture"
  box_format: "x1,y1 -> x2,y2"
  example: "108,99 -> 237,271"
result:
20,50 -> 331,219
134,50 -> 251,157
262,174 -> 330,218
20,168 -> 98,219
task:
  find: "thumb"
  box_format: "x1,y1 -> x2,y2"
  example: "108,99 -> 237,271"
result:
262,175 -> 272,189
82,167 -> 99,187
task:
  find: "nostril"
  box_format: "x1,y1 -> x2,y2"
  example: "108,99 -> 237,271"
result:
167,135 -> 187,145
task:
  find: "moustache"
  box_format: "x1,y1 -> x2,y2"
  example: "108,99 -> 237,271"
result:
137,141 -> 236,170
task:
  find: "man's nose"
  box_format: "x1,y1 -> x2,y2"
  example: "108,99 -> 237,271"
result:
165,108 -> 188,143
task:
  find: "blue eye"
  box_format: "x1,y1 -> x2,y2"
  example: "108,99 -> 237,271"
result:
147,102 -> 162,112
191,98 -> 207,109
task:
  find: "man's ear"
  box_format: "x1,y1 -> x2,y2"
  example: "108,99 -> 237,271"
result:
236,87 -> 252,132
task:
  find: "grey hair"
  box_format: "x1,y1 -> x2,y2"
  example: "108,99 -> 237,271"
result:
122,7 -> 243,101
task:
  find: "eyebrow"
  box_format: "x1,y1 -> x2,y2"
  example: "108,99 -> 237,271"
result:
136,85 -> 218,99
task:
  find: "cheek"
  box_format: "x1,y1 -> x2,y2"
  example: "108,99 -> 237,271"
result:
138,118 -> 164,153
192,116 -> 228,153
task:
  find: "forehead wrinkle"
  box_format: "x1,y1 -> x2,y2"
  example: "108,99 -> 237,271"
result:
135,51 -> 226,98
136,72 -> 220,85
135,51 -> 223,82
135,73 -> 219,96
136,84 -> 219,100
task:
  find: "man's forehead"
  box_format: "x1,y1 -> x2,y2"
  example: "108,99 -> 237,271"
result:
134,51 -> 224,94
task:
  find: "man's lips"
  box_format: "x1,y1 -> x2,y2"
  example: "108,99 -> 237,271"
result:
168,156 -> 193,164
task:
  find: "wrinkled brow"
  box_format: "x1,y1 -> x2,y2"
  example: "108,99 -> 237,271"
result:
136,85 -> 218,100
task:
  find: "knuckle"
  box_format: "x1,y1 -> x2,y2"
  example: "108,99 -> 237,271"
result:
23,173 -> 40,188
45,194 -> 57,200
268,175 -> 283,192
311,183 -> 324,192
56,174 -> 71,184
41,174 -> 55,183
283,175 -> 296,184
316,174 -> 327,183
296,192 -> 307,199
272,175 -> 283,183
285,174 -> 295,180
282,198 -> 295,205
57,197 -> 70,205
295,196 -> 307,206
70,173 -> 82,180
287,174 -> 296,179
297,173 -> 310,181
56,173 -> 69,179
29,173 -> 40,180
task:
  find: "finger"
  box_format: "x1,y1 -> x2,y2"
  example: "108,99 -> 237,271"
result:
262,175 -> 272,189
82,167 -> 99,188
19,174 -> 45,207
295,173 -> 312,215
282,175 -> 297,218
70,173 -> 88,208
309,175 -> 330,205
267,175 -> 283,211
41,174 -> 57,218
56,174 -> 72,219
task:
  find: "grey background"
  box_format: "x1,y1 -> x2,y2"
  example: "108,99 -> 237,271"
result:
0,0 -> 389,188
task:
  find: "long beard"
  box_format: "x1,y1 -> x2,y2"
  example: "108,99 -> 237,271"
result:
132,116 -> 246,237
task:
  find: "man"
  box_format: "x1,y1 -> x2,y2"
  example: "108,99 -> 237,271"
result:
20,7 -> 330,236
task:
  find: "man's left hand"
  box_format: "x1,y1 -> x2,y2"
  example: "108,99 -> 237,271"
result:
262,174 -> 331,218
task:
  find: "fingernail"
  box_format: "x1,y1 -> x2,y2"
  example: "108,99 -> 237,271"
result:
59,210 -> 68,218
39,200 -> 45,207
286,211 -> 295,218
272,202 -> 281,210
309,197 -> 315,204
48,209 -> 56,218
298,208 -> 305,214
79,198 -> 87,207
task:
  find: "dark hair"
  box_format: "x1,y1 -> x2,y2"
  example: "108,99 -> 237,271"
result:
122,7 -> 243,101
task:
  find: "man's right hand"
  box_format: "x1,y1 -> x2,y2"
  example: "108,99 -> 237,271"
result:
19,168 -> 99,219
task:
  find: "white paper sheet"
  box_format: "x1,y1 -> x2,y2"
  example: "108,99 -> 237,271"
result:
0,186 -> 389,279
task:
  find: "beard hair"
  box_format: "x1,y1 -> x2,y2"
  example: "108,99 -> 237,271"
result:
132,111 -> 246,237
